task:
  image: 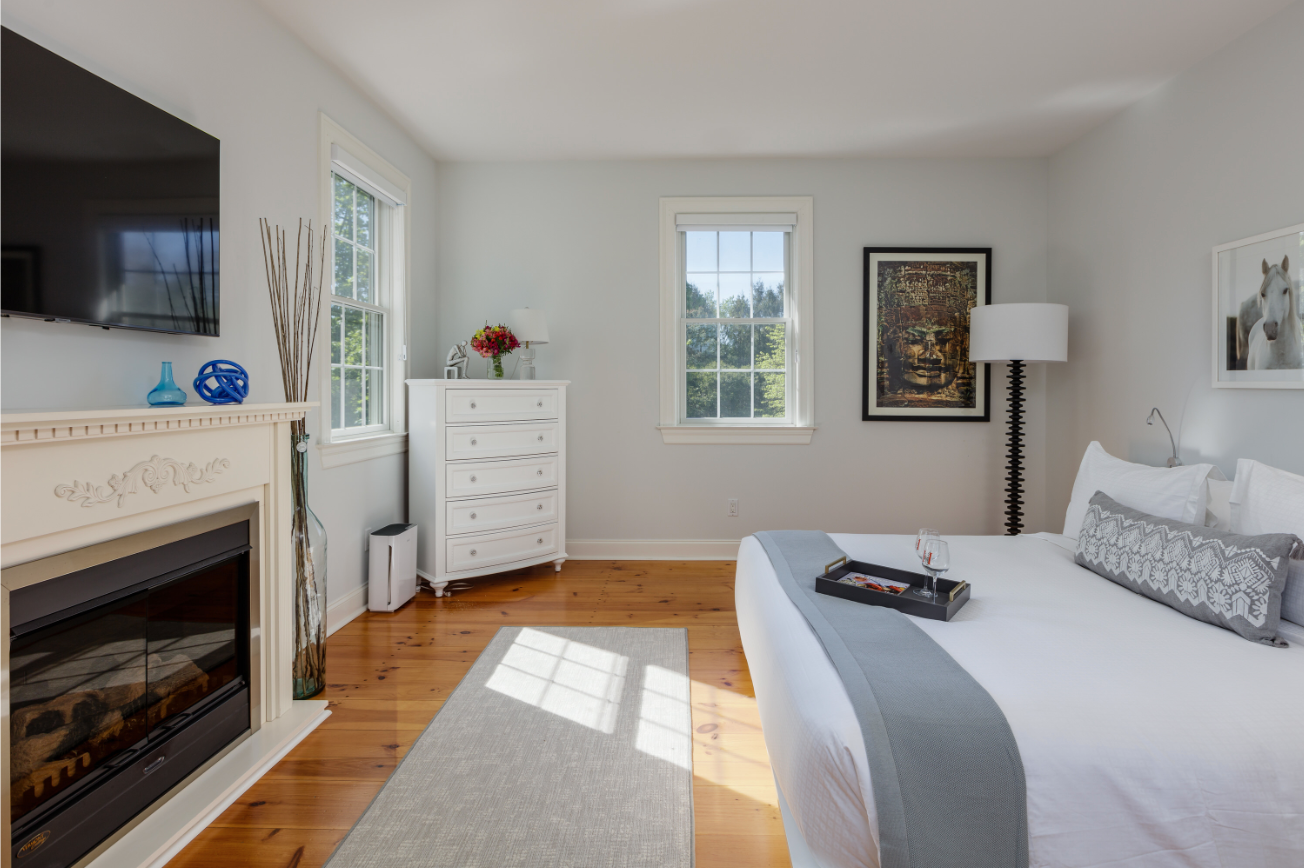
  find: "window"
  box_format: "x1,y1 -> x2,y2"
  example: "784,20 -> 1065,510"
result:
684,229 -> 789,420
331,174 -> 386,433
317,114 -> 411,468
658,197 -> 814,444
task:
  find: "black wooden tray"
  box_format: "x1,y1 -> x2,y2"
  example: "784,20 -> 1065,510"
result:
815,555 -> 970,621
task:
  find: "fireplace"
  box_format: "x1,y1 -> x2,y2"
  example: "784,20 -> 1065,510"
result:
8,521 -> 251,868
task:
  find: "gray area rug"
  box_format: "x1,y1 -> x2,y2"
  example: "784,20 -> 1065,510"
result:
325,626 -> 694,868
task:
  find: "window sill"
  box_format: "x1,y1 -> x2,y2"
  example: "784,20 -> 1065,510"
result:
318,431 -> 408,468
656,425 -> 816,445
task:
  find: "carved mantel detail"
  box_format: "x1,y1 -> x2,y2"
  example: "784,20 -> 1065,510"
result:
54,455 -> 232,508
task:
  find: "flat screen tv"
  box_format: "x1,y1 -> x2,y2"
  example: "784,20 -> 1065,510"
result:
1,26 -> 220,335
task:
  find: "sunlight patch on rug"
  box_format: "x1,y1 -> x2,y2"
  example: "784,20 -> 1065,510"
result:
485,626 -> 627,733
635,664 -> 693,769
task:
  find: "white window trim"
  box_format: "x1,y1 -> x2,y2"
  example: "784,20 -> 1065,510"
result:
658,196 -> 815,445
317,113 -> 411,467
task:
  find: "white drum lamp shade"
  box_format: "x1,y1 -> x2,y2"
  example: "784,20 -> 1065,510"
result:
970,303 -> 1068,363
510,308 -> 549,345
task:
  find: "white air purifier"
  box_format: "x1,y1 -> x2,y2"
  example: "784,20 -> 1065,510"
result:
368,523 -> 418,612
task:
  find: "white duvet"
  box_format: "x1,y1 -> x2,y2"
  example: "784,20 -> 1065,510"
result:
735,533 -> 1304,868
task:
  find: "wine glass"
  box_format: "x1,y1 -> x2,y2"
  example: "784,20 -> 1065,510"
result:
915,528 -> 940,563
921,539 -> 951,600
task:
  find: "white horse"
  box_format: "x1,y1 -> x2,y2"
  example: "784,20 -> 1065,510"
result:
1247,256 -> 1302,370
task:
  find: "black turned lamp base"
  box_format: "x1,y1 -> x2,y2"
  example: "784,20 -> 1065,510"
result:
1004,360 -> 1025,536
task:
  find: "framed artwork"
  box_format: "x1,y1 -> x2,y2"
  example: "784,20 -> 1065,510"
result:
863,247 -> 990,421
1213,222 -> 1304,389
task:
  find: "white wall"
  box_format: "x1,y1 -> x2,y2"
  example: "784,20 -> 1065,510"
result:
1046,0 -> 1304,527
0,0 -> 440,608
437,158 -> 1050,542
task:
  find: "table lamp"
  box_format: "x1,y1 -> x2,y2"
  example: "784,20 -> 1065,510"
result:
510,308 -> 549,380
969,303 -> 1068,535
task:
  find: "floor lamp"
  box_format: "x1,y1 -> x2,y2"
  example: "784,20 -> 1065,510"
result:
969,303 -> 1068,535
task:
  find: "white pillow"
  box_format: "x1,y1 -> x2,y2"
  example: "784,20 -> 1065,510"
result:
1062,441 -> 1221,540
1205,478 -> 1234,531
1230,458 -> 1304,627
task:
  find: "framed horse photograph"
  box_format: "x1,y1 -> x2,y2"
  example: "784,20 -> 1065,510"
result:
1213,223 -> 1304,389
863,247 -> 991,421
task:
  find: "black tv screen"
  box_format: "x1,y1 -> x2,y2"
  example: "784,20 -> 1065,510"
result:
2,26 -> 220,335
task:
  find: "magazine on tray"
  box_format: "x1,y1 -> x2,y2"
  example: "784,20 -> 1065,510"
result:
836,572 -> 911,595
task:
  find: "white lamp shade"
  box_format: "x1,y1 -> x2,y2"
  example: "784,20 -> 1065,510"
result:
969,303 -> 1068,363
509,308 -> 549,344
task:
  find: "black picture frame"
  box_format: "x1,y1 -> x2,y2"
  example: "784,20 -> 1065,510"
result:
862,247 -> 992,422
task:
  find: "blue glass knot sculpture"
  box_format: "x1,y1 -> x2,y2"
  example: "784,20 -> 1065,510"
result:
194,360 -> 249,405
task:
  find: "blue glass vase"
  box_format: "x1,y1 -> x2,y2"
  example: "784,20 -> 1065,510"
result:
147,361 -> 187,406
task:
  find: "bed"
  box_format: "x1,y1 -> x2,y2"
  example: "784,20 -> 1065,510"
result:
736,531 -> 1304,868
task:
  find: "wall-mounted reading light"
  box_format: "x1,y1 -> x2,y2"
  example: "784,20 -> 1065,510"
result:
1146,408 -> 1181,467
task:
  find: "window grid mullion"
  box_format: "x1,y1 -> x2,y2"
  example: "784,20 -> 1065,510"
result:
360,307 -> 369,425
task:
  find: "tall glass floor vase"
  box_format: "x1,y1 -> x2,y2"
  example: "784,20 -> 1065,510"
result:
291,430 -> 327,699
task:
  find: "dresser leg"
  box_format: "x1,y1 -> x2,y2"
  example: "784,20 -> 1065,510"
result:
553,559 -> 566,573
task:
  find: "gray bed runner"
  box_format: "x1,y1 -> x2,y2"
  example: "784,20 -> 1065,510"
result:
754,531 -> 1028,868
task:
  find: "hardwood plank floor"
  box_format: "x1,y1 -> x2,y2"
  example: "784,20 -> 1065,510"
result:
169,560 -> 791,867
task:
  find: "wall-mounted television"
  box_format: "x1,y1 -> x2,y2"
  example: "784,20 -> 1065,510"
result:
1,26 -> 220,336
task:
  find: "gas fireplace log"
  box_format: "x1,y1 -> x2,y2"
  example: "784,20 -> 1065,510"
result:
10,682 -> 147,781
10,752 -> 93,820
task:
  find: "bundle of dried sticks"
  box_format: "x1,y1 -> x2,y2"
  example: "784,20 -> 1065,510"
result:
259,218 -> 328,696
259,218 -> 326,418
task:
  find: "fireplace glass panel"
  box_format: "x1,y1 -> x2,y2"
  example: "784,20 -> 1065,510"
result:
146,559 -> 239,731
9,595 -> 150,823
9,554 -> 245,826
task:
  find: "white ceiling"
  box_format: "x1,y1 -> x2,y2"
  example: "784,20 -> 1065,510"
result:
256,0 -> 1292,161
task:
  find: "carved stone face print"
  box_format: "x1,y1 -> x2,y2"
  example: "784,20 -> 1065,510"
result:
899,324 -> 957,390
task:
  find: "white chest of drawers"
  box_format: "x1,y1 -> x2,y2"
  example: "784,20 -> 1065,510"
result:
407,379 -> 568,594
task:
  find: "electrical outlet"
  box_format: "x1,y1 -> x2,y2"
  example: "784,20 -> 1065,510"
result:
727,498 -> 739,517
364,527 -> 372,551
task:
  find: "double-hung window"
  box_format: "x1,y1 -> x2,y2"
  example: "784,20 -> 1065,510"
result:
331,174 -> 386,434
317,114 -> 411,468
659,197 -> 814,444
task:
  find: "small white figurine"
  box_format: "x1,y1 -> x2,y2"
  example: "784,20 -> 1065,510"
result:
444,341 -> 469,379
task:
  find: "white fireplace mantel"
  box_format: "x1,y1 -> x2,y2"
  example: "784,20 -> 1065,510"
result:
1,402 -> 328,868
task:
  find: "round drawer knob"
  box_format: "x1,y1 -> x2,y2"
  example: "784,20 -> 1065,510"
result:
470,549 -> 477,556
470,512 -> 477,519
470,475 -> 477,482
471,438 -> 477,446
537,538 -> 543,544
537,504 -> 543,510
470,402 -> 477,409
537,401 -> 543,407
537,435 -> 544,442
536,469 -> 543,476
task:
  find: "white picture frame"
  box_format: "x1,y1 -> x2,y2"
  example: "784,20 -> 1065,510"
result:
1212,222 -> 1304,389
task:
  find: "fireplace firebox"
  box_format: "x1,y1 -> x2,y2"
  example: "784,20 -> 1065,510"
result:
8,521 -> 252,868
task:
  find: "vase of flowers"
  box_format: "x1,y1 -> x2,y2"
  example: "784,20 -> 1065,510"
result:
471,323 -> 520,378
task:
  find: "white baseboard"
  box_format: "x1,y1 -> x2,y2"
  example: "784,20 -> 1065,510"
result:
565,539 -> 741,560
327,583 -> 368,636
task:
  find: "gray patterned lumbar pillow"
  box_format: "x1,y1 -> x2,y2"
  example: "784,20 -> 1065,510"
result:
1075,491 -> 1301,646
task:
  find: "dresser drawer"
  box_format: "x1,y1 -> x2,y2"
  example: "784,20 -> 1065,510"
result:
447,522 -> 558,573
446,421 -> 558,461
445,455 -> 559,498
447,489 -> 558,535
445,389 -> 558,423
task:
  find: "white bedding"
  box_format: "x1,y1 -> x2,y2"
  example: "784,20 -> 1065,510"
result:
736,532 -> 1304,868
